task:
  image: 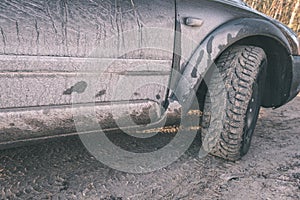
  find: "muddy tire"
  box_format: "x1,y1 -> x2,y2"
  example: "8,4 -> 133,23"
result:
201,45 -> 267,161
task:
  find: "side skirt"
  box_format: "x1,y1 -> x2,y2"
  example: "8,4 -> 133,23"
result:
0,100 -> 163,149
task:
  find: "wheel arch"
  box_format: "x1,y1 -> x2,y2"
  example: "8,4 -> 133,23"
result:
172,18 -> 294,112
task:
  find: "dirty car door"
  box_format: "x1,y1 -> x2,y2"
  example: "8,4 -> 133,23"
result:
0,0 -> 175,108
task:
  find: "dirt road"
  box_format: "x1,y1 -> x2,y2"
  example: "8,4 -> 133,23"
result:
1,97 -> 300,199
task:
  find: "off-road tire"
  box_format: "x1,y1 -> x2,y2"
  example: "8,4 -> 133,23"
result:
201,45 -> 267,161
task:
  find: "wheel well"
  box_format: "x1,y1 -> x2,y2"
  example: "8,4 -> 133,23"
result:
196,36 -> 293,109
235,36 -> 292,108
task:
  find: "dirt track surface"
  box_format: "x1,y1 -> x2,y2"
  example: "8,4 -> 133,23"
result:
1,97 -> 300,200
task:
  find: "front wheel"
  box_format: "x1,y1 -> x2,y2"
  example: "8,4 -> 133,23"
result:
201,45 -> 267,161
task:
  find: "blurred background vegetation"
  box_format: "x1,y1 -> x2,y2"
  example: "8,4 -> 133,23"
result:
244,0 -> 300,36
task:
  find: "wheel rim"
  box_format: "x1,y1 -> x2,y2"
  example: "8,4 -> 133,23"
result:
241,80 -> 261,155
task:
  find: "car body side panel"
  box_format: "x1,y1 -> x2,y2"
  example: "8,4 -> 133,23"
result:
172,0 -> 296,111
176,0 -> 294,67
0,0 -> 175,58
0,56 -> 172,108
0,0 -> 176,145
0,0 -> 175,108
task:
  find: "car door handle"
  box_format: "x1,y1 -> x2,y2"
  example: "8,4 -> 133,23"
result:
184,17 -> 204,27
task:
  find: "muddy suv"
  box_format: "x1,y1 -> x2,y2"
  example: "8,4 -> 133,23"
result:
0,0 -> 299,162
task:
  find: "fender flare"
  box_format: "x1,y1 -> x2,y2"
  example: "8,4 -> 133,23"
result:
171,17 -> 292,111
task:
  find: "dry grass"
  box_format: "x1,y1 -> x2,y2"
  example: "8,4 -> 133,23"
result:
245,0 -> 300,36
